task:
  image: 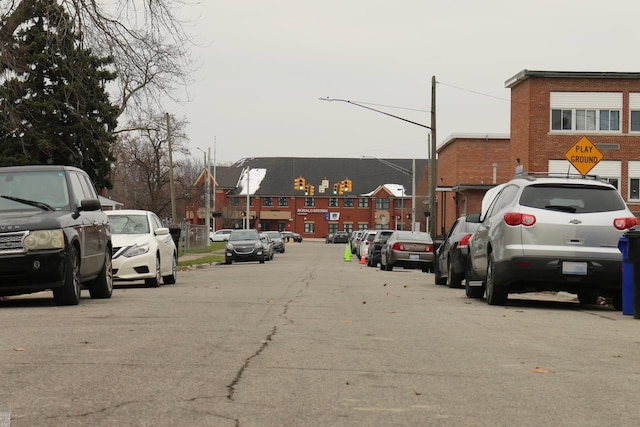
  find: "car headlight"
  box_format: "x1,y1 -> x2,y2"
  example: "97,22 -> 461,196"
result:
123,242 -> 150,258
23,229 -> 65,250
226,243 -> 234,250
254,242 -> 262,249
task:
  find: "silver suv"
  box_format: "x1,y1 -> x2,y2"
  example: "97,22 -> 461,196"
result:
466,173 -> 638,307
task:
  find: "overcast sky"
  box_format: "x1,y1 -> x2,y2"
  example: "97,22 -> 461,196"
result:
170,0 -> 640,165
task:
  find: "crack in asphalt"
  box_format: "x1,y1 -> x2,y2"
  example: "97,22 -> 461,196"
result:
226,271 -> 312,402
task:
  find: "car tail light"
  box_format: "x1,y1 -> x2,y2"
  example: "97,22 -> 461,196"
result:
392,242 -> 433,252
504,212 -> 536,226
458,234 -> 472,248
614,217 -> 638,230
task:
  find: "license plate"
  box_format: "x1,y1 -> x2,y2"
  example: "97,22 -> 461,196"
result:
409,254 -> 419,260
562,261 -> 587,275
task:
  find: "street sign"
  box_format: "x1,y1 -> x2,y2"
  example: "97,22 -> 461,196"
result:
564,136 -> 603,175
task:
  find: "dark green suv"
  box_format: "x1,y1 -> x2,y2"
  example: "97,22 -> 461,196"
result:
0,165 -> 113,305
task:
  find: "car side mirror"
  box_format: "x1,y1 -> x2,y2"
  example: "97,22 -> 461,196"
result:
79,198 -> 102,211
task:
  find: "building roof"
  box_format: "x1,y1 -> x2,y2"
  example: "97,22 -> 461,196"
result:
505,69 -> 640,89
438,133 -> 510,152
214,157 -> 428,197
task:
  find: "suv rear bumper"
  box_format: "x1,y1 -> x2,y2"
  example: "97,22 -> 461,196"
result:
0,250 -> 66,296
494,256 -> 622,294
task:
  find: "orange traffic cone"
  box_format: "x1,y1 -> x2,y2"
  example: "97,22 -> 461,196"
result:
360,254 -> 366,264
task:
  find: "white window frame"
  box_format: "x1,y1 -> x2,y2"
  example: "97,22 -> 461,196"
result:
628,161 -> 640,201
630,93 -> 640,133
550,92 -> 622,133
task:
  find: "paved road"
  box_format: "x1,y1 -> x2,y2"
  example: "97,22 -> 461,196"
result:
1,241 -> 639,426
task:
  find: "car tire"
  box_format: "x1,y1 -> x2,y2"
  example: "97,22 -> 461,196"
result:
447,259 -> 462,288
88,249 -> 113,299
225,257 -> 232,265
434,260 -> 445,285
145,255 -> 161,287
53,246 -> 81,306
577,292 -> 598,305
485,254 -> 507,305
464,259 -> 485,298
386,262 -> 394,271
162,254 -> 177,285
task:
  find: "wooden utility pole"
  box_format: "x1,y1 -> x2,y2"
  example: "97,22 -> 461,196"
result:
166,113 -> 177,223
429,76 -> 437,238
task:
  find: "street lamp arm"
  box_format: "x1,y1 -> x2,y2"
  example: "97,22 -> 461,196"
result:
320,97 -> 431,130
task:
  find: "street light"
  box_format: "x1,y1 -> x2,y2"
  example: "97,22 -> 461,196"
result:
196,147 -> 210,230
362,156 -> 416,231
320,84 -> 437,238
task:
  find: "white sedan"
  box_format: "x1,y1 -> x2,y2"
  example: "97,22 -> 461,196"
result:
210,228 -> 233,242
105,209 -> 177,287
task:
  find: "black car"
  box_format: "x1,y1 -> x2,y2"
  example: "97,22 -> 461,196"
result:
225,229 -> 265,264
434,213 -> 480,288
332,231 -> 349,244
366,230 -> 394,267
0,165 -> 113,305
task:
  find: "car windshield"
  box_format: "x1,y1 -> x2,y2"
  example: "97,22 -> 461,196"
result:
108,215 -> 150,234
230,230 -> 260,241
0,171 -> 70,211
519,184 -> 627,213
265,231 -> 281,239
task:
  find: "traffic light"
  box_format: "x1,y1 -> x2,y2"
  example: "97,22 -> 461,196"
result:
339,182 -> 345,195
309,185 -> 315,196
293,178 -> 299,190
333,183 -> 338,194
304,185 -> 310,195
395,215 -> 401,220
294,176 -> 306,190
345,178 -> 352,192
299,177 -> 306,190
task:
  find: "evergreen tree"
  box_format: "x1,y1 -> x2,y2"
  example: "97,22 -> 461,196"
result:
0,0 -> 118,189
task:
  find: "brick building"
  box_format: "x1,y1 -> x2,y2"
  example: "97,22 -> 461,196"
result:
187,157 -> 430,239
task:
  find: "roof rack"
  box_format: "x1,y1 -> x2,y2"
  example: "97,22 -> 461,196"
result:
513,171 -> 604,181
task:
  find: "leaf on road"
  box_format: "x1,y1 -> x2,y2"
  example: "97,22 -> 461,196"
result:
529,366 -> 552,374
14,348 -> 25,351
386,292 -> 393,297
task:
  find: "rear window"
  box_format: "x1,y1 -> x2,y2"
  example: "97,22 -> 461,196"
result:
519,184 -> 626,213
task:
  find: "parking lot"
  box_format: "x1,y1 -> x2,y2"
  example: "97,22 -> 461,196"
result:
1,240 -> 639,426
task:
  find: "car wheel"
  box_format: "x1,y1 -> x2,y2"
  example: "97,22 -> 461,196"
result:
485,254 -> 507,305
434,260 -> 445,285
577,292 -> 599,305
162,254 -> 177,285
386,261 -> 394,271
53,246 -> 81,306
464,259 -> 485,298
145,255 -> 161,287
259,254 -> 265,264
225,257 -> 232,265
447,259 -> 462,288
88,249 -> 113,298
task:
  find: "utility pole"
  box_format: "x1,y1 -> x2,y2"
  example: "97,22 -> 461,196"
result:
205,147 -> 211,231
245,167 -> 250,229
212,138 -> 217,231
429,76 -> 437,238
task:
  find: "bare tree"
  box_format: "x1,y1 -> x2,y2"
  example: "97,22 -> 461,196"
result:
108,112 -> 190,217
1,0 -> 196,118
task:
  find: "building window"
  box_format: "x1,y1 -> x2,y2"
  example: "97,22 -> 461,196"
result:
304,197 -> 314,207
358,223 -> 368,230
552,109 -> 620,131
278,197 -> 288,207
375,198 -> 390,210
631,179 -> 640,200
631,111 -> 640,132
343,223 -> 353,234
231,197 -> 240,207
328,223 -> 339,233
551,109 -> 572,130
600,110 -> 620,131
304,222 -> 315,233
344,198 -> 354,208
329,197 -> 339,208
263,197 -> 273,207
358,198 -> 369,208
394,198 -> 406,209
550,92 -> 622,132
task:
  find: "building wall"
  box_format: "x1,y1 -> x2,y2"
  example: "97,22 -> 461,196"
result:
511,75 -> 640,215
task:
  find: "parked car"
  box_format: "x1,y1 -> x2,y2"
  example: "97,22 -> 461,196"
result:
292,232 -> 303,242
332,231 -> 350,244
264,231 -> 285,253
349,230 -> 364,253
434,213 -> 481,288
357,230 -> 378,261
210,228 -> 233,242
466,173 -> 638,306
367,230 -> 394,267
0,165 -> 113,305
259,232 -> 275,261
225,230 -> 265,264
380,231 -> 434,272
105,210 -> 177,287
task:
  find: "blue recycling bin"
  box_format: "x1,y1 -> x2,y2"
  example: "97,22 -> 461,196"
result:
618,236 -> 634,316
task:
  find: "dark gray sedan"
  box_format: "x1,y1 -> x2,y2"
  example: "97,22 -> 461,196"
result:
225,230 -> 265,264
